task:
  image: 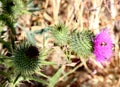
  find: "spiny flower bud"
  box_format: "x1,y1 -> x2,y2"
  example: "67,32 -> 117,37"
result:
12,42 -> 40,76
70,30 -> 93,58
50,24 -> 69,45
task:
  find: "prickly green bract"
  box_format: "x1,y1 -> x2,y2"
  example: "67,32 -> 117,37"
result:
12,42 -> 39,76
50,24 -> 69,45
70,30 -> 93,58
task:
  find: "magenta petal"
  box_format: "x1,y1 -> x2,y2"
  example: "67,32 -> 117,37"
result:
93,29 -> 113,63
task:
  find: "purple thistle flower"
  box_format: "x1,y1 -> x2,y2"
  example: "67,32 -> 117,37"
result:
93,29 -> 113,63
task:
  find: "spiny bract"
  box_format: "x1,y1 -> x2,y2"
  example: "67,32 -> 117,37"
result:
70,30 -> 93,58
50,24 -> 69,45
12,42 -> 40,76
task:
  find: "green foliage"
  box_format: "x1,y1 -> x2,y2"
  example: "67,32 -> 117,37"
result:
0,0 -> 26,34
12,42 -> 40,76
0,0 -> 27,52
0,14 -> 15,34
33,28 -> 49,35
0,0 -> 15,15
30,75 -> 49,85
50,24 -> 69,46
48,66 -> 63,87
27,0 -> 41,12
0,0 -> 16,34
0,70 -> 11,82
13,0 -> 27,16
0,0 -> 56,86
0,0 -> 26,15
26,30 -> 36,45
70,30 -> 93,58
0,38 -> 12,52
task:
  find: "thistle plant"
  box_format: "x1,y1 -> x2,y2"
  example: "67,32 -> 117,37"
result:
70,30 -> 94,58
69,30 -> 94,73
50,24 -> 69,46
12,42 -> 40,76
0,0 -> 26,51
0,0 -> 16,35
0,0 -> 26,34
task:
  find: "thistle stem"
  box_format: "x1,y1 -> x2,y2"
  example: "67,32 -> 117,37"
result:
37,71 -> 50,79
30,76 -> 49,85
59,63 -> 83,81
80,57 -> 92,73
13,73 -> 21,84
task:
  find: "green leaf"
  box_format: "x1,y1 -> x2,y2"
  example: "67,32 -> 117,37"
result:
0,26 -> 2,33
0,14 -> 16,35
26,30 -> 36,45
27,0 -> 33,4
0,55 -> 12,60
28,7 -> 41,12
13,73 -> 21,84
37,72 -> 50,79
48,66 -> 63,87
13,0 -> 27,16
27,0 -> 41,12
30,75 -> 49,85
40,61 -> 56,65
0,38 -> 12,52
33,28 -> 49,35
0,71 -> 11,82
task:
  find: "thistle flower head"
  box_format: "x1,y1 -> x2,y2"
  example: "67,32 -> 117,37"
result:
70,30 -> 93,58
93,29 -> 113,63
50,24 -> 68,45
12,42 -> 40,76
25,45 -> 39,59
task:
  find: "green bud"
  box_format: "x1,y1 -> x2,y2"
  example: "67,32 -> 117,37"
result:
50,24 -> 69,45
70,30 -> 93,58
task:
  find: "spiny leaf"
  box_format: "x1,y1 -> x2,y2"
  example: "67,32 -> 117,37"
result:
30,75 -> 49,85
48,66 -> 63,87
0,14 -> 16,35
